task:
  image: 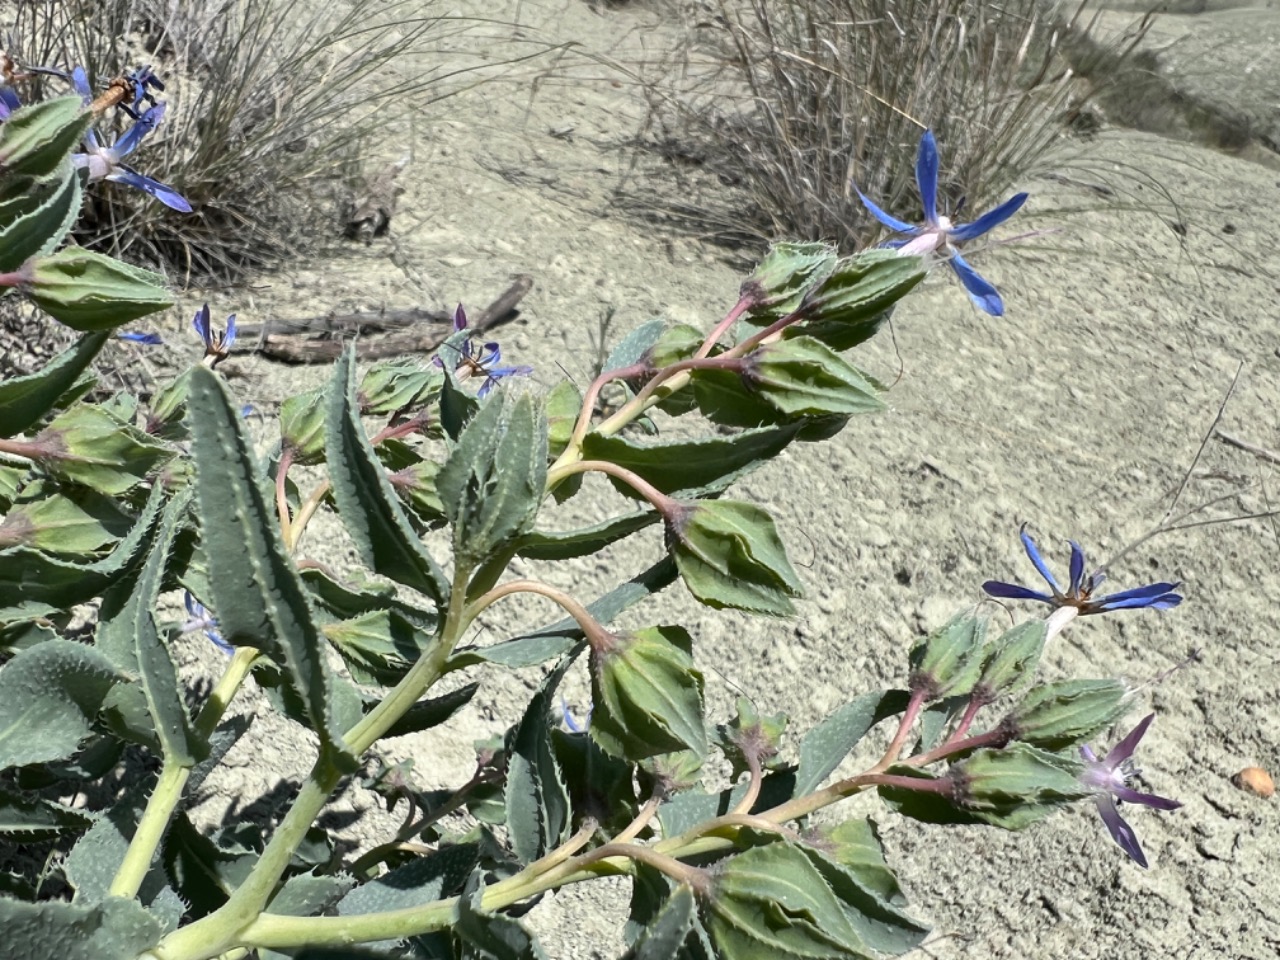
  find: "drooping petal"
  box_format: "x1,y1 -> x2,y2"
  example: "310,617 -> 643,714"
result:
915,130 -> 940,225
981,580 -> 1054,604
117,330 -> 163,344
108,167 -> 192,212
1103,713 -> 1155,768
1068,541 -> 1087,595
192,304 -> 212,347
224,314 -> 238,351
948,251 -> 1005,316
855,186 -> 921,235
113,103 -> 165,159
1113,785 -> 1182,811
71,65 -> 92,102
477,341 -> 502,367
1092,582 -> 1182,613
1018,525 -> 1062,594
949,192 -> 1029,242
452,303 -> 468,332
1095,794 -> 1148,868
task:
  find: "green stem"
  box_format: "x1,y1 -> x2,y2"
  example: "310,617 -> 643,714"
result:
466,578 -> 613,650
110,647 -> 258,900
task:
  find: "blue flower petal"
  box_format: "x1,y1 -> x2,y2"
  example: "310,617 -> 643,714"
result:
982,580 -> 1054,604
193,304 -> 212,346
949,192 -> 1029,242
1114,785 -> 1181,811
1095,794 -> 1148,868
1018,526 -> 1062,594
916,130 -> 940,225
113,103 -> 165,159
1103,712 -> 1153,767
224,314 -> 238,351
855,186 -> 920,235
109,167 -> 192,212
117,330 -> 163,344
1092,582 -> 1182,612
948,251 -> 1004,316
71,66 -> 92,102
0,87 -> 20,119
1068,541 -> 1087,595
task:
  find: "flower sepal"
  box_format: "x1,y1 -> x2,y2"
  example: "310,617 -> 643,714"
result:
796,249 -> 926,350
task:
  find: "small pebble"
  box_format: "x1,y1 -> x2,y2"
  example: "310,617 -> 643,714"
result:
1231,766 -> 1275,799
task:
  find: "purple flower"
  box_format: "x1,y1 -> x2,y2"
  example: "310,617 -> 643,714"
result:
192,304 -> 237,365
856,129 -> 1028,316
182,591 -> 233,655
69,67 -> 191,213
435,304 -> 533,397
983,525 -> 1182,615
1079,713 -> 1181,868
560,698 -> 590,734
0,86 -> 21,121
122,65 -> 164,116
117,330 -> 163,345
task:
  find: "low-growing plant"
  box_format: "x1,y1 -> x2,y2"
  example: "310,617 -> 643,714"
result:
623,0 -> 1151,251
9,0 -> 526,282
0,58 -> 1186,960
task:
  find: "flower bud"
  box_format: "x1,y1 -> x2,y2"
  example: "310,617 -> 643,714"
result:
590,625 -> 707,762
1003,679 -> 1129,750
667,500 -> 803,616
974,620 -> 1046,701
388,459 -> 445,524
638,748 -> 704,798
951,743 -> 1089,828
545,380 -> 583,459
145,369 -> 192,439
739,241 -> 838,320
279,387 -> 327,465
26,248 -> 173,331
32,404 -> 171,495
358,362 -> 442,418
798,249 -> 926,350
741,336 -> 885,418
0,95 -> 91,178
908,614 -> 986,700
715,697 -> 788,779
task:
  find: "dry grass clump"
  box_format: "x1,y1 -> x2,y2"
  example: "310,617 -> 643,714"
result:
625,0 -> 1151,250
9,0 -> 511,283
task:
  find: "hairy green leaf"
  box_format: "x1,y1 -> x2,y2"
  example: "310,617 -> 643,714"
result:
26,247 -> 173,330
505,657 -> 573,864
326,347 -> 449,607
0,895 -> 164,960
0,163 -> 82,271
29,403 -> 171,495
456,871 -> 548,959
624,885 -> 697,960
369,681 -> 479,740
0,331 -> 105,439
0,639 -> 122,770
189,366 -> 353,768
794,691 -> 911,797
0,96 -> 91,179
0,785 -> 93,837
515,510 -> 659,561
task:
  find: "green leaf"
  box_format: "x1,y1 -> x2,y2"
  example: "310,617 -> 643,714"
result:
268,870 -> 356,917
450,557 -> 678,671
0,96 -> 92,179
797,839 -> 929,956
951,744 -> 1091,829
1006,679 -> 1130,750
552,727 -> 638,834
370,681 -> 479,740
505,656 -> 574,864
741,241 -> 839,321
358,361 -> 443,417
705,841 -> 870,959
591,625 -> 707,761
670,500 -> 803,616
815,819 -> 910,908
0,896 -> 164,960
163,812 -> 256,919
909,613 -> 987,699
0,163 -> 82,271
605,319 -> 667,372
437,390 -> 548,570
189,366 -> 354,768
336,844 -> 479,953
279,386 -> 328,465
27,247 -> 174,330
545,379 -> 583,460
98,492 -> 205,766
0,785 -> 93,837
301,566 -> 437,630
0,639 -> 123,770
581,423 -> 803,500
326,347 -> 450,607
624,885 -> 697,960
793,691 -> 909,797
515,510 -> 660,561
456,871 -> 548,959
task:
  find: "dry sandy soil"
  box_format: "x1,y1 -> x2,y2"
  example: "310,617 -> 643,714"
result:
63,0 -> 1280,957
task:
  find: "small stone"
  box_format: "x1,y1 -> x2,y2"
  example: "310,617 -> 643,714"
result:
1231,766 -> 1274,799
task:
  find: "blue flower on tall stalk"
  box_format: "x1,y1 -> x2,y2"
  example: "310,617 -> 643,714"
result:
1080,713 -> 1181,868
856,129 -> 1027,316
192,303 -> 237,366
983,526 -> 1182,615
435,304 -> 533,397
182,592 -> 233,655
69,66 -> 191,212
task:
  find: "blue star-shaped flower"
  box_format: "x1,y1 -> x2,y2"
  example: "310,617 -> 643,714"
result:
856,129 -> 1027,316
435,304 -> 533,397
1079,713 -> 1181,868
192,303 -> 238,366
182,591 -> 233,655
70,66 -> 191,212
983,525 -> 1182,615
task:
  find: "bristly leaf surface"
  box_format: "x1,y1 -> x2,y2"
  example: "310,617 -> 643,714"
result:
504,657 -> 574,864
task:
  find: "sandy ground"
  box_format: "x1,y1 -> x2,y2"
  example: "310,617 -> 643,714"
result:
130,1 -> 1280,957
